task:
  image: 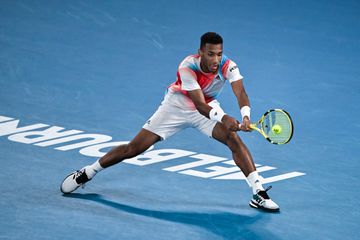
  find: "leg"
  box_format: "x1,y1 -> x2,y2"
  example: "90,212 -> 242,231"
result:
61,99 -> 184,194
211,122 -> 256,176
212,122 -> 280,212
99,128 -> 161,168
60,128 -> 161,194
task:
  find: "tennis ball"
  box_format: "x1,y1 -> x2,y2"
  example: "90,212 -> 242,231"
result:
272,124 -> 282,134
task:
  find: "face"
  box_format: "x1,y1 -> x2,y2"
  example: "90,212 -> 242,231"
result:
199,43 -> 223,73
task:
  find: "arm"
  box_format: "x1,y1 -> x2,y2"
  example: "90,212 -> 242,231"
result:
187,89 -> 240,131
231,79 -> 252,131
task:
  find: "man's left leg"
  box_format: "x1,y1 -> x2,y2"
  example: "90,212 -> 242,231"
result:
211,122 -> 280,212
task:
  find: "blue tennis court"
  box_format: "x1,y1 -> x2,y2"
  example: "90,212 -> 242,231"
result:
1,1 -> 359,239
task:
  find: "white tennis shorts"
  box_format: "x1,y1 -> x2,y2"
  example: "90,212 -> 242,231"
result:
143,98 -> 222,140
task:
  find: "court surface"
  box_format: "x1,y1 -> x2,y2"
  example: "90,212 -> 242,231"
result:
1,1 -> 359,239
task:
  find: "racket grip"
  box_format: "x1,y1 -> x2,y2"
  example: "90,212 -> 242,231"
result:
238,123 -> 256,131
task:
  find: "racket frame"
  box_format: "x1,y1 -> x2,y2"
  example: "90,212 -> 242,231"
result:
250,109 -> 294,144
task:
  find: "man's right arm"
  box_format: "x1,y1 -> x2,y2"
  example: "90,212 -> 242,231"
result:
187,89 -> 240,131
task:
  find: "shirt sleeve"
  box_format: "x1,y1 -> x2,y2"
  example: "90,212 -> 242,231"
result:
226,60 -> 243,83
179,67 -> 201,91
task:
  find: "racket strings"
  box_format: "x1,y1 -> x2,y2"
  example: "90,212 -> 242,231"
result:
263,111 -> 293,144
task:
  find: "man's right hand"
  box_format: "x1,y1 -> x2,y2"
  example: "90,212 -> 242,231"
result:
221,115 -> 240,132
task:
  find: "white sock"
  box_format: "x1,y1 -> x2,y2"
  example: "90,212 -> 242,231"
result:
84,160 -> 104,179
247,171 -> 264,194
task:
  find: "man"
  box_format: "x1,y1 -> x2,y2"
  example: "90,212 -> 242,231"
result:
61,32 -> 280,212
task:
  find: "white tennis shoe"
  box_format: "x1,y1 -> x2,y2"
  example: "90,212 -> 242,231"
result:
60,169 -> 91,194
249,186 -> 280,212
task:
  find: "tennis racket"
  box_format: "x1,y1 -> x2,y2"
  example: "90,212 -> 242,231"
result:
240,109 -> 294,144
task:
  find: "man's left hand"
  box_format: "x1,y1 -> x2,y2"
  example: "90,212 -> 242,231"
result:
240,116 -> 252,132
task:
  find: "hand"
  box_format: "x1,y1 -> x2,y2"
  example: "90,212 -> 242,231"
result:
239,116 -> 252,132
222,115 -> 241,132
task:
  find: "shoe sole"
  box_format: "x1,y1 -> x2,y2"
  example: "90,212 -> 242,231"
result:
249,200 -> 280,213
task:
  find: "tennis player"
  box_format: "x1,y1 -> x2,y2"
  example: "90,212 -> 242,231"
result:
61,32 -> 280,212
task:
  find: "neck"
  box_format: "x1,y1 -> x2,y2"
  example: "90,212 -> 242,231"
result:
199,60 -> 210,73
200,60 -> 218,74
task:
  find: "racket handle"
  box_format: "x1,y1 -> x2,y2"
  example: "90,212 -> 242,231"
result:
238,123 -> 256,130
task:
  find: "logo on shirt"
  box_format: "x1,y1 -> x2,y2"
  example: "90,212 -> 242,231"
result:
229,66 -> 238,72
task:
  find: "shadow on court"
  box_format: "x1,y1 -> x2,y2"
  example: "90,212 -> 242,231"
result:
64,193 -> 280,240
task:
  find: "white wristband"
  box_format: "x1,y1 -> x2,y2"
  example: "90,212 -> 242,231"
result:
240,106 -> 251,120
209,108 -> 226,123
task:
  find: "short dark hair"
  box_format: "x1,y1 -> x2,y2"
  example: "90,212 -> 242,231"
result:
200,32 -> 223,49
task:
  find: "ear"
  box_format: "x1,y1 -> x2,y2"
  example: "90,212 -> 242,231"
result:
198,48 -> 203,56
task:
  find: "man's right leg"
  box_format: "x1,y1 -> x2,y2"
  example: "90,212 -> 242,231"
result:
99,128 -> 161,168
60,128 -> 161,194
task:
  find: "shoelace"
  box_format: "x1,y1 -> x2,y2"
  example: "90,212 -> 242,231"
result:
73,169 -> 88,187
73,170 -> 83,178
256,186 -> 273,200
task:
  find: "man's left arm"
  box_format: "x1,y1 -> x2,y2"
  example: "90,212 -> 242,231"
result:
231,79 -> 252,131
